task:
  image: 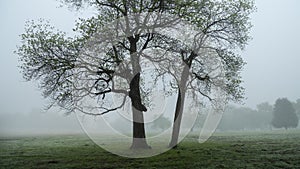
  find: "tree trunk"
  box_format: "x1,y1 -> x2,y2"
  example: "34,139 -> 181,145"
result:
128,36 -> 150,149
130,108 -> 151,149
169,66 -> 189,148
129,73 -> 150,149
169,89 -> 186,148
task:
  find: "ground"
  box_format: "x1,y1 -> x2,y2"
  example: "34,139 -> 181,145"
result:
1,130 -> 300,168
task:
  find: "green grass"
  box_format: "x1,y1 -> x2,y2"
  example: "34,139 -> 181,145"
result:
1,131 -> 300,169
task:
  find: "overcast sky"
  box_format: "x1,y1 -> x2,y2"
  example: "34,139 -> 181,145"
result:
0,0 -> 300,134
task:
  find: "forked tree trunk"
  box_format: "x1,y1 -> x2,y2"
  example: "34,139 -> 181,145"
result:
127,36 -> 150,149
129,73 -> 150,149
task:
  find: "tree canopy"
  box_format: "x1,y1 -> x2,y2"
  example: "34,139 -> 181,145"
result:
272,98 -> 299,130
17,0 -> 255,151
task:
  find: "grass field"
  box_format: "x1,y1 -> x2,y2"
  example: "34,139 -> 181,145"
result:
1,131 -> 300,169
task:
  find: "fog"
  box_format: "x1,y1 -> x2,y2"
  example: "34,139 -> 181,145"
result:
0,109 -> 82,136
0,0 -> 299,135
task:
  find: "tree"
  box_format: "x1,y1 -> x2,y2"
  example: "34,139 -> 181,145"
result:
217,106 -> 257,131
217,104 -> 273,131
256,102 -> 273,129
17,0 -> 212,149
293,99 -> 300,116
162,0 -> 255,147
16,0 -> 254,149
271,98 -> 299,130
151,116 -> 171,131
257,102 -> 273,113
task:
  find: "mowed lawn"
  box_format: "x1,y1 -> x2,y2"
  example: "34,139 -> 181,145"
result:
1,131 -> 300,169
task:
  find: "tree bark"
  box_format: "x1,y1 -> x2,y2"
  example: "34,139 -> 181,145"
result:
129,73 -> 151,149
169,89 -> 186,148
169,66 -> 189,148
128,35 -> 150,149
131,108 -> 151,149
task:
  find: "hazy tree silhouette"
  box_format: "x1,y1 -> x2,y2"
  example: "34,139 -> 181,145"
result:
272,98 -> 299,130
293,99 -> 300,116
151,116 -> 171,132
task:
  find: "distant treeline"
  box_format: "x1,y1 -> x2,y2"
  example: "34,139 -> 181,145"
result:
214,98 -> 300,131
109,98 -> 300,133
